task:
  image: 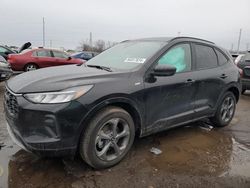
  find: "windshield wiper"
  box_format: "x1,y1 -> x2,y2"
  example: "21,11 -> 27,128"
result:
86,65 -> 113,72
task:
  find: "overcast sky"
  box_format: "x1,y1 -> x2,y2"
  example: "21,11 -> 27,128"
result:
1,0 -> 250,50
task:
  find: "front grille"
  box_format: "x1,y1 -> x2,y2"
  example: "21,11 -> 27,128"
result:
5,88 -> 19,117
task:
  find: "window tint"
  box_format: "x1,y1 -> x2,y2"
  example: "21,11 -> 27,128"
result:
35,50 -> 51,57
157,43 -> 191,73
53,51 -> 68,58
195,44 -> 217,69
215,49 -> 228,65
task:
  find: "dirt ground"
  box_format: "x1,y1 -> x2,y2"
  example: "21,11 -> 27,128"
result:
0,82 -> 250,188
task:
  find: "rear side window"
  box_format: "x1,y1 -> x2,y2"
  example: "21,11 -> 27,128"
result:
52,51 -> 68,58
194,44 -> 218,69
215,49 -> 228,65
35,50 -> 52,57
157,43 -> 192,73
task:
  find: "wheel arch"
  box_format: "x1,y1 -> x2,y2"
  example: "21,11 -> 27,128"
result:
81,97 -> 143,132
227,86 -> 240,102
24,62 -> 39,71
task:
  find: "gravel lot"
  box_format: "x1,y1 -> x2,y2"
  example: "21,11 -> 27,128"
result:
0,82 -> 250,188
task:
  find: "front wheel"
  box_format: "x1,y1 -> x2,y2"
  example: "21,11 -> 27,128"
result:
79,107 -> 135,169
210,92 -> 236,127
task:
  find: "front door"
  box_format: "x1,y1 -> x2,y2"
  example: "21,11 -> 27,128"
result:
144,43 -> 197,133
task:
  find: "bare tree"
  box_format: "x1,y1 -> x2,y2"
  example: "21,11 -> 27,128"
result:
94,40 -> 106,52
77,39 -> 117,52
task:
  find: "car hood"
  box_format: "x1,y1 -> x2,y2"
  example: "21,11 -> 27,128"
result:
7,65 -> 125,93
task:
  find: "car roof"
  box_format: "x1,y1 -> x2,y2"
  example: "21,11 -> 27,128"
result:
125,37 -> 215,45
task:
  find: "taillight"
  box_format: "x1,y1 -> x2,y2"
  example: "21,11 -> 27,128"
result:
238,68 -> 243,78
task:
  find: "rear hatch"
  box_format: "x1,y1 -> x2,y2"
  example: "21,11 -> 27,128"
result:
237,53 -> 250,79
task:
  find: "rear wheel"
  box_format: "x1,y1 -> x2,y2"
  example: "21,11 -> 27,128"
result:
24,63 -> 38,72
210,91 -> 236,127
79,107 -> 135,169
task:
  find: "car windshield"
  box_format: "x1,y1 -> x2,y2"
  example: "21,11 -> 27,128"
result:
86,41 -> 167,70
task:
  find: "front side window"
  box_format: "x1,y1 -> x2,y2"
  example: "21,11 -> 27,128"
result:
215,49 -> 228,65
157,43 -> 192,73
195,44 -> 218,69
35,50 -> 52,57
86,41 -> 167,70
53,51 -> 68,58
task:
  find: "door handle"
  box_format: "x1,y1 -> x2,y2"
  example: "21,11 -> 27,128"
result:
185,79 -> 195,84
220,74 -> 228,79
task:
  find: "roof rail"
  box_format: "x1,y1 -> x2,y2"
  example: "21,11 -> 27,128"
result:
170,37 -> 215,44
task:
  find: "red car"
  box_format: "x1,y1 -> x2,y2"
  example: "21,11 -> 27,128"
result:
8,48 -> 84,71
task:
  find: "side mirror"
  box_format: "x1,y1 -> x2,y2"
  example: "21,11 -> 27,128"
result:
67,56 -> 72,60
152,65 -> 176,77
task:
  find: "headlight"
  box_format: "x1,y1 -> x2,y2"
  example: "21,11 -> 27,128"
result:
23,85 -> 93,104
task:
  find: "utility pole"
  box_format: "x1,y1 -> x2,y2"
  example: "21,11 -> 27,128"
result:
43,17 -> 45,47
89,32 -> 92,50
237,28 -> 242,54
231,43 -> 234,52
50,40 -> 52,48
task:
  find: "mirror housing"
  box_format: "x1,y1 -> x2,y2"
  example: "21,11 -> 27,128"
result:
152,65 -> 176,77
67,56 -> 72,60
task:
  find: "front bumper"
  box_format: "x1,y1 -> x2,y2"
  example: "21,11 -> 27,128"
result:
4,89 -> 89,157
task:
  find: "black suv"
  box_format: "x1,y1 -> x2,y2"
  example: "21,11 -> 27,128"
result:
4,37 -> 241,169
237,52 -> 250,94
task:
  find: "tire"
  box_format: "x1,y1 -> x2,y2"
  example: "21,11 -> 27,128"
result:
24,63 -> 38,72
210,91 -> 236,127
79,106 -> 135,169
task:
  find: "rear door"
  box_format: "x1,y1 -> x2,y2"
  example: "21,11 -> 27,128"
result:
33,50 -> 54,68
51,50 -> 71,66
191,43 -> 225,118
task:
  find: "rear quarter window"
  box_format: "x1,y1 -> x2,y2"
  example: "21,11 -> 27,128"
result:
215,49 -> 228,65
194,44 -> 218,70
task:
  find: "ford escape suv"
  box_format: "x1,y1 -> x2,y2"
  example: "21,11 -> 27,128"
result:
4,37 -> 241,169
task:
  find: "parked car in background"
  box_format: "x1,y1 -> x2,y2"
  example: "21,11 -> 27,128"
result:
0,45 -> 17,60
0,55 -> 12,81
71,51 -> 98,61
5,37 -> 240,169
237,52 -> 250,94
8,48 -> 84,71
